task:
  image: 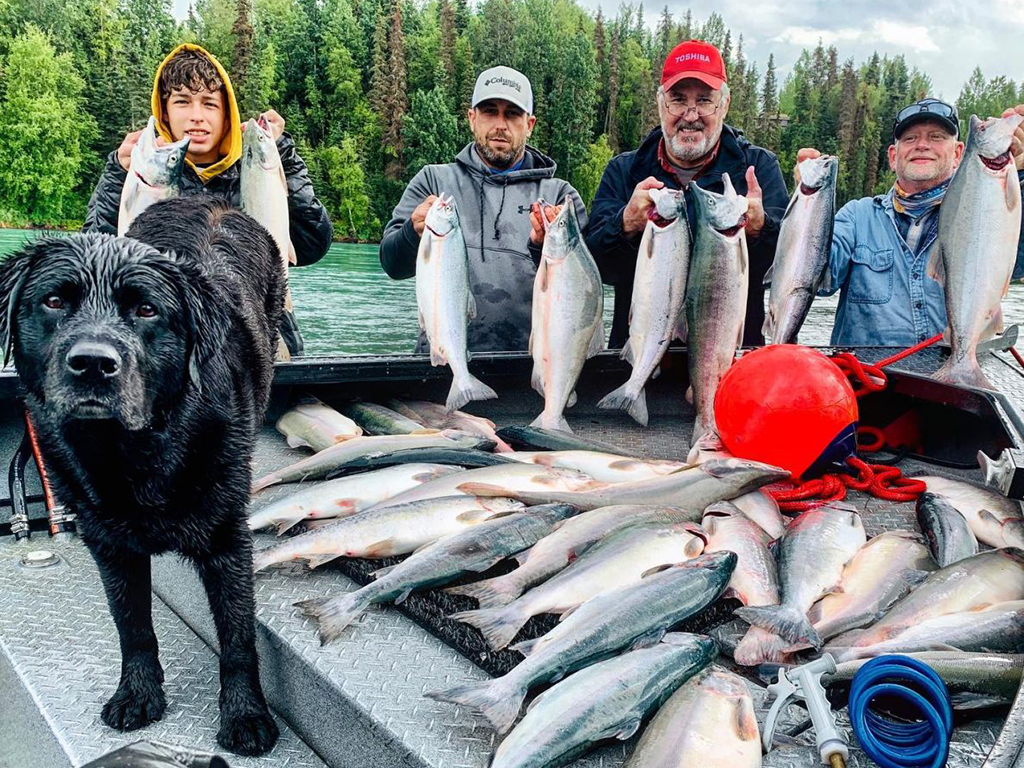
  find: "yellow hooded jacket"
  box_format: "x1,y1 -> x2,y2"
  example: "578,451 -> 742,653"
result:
150,43 -> 242,184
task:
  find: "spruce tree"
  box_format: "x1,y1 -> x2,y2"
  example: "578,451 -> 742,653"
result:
231,0 -> 254,101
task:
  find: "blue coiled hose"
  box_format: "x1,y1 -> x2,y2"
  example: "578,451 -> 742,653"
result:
848,656 -> 953,768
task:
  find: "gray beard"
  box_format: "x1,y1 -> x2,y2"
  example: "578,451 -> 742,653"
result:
666,120 -> 723,164
475,138 -> 524,169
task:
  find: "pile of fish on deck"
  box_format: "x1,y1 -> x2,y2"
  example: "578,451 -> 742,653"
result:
250,395 -> 1024,767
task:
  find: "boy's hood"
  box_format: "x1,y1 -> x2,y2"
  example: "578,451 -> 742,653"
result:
150,43 -> 242,184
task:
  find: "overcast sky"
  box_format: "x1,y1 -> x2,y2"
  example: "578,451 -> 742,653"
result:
582,0 -> 1024,100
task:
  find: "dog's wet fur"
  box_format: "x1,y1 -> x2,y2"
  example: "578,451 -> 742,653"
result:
0,197 -> 286,756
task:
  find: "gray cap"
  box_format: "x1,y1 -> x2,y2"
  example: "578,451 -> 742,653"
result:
471,66 -> 534,114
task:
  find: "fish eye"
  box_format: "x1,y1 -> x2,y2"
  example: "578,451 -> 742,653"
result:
43,294 -> 63,310
136,302 -> 158,319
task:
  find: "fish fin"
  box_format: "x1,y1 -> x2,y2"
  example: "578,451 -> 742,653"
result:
424,678 -> 523,735
288,241 -> 297,266
510,637 -> 540,656
363,538 -> 399,558
630,628 -> 667,650
304,552 -> 344,570
587,322 -> 606,358
286,434 -> 314,450
641,563 -> 675,578
932,355 -> 995,390
684,385 -> 693,405
273,517 -> 308,537
1008,171 -> 1020,210
456,482 -> 510,497
530,412 -> 573,432
446,374 -> 498,412
567,391 -> 577,408
530,366 -> 545,397
444,575 -> 521,608
556,604 -> 580,622
455,508 -> 493,523
598,717 -> 643,742
371,563 -> 398,579
620,338 -> 634,364
527,329 -> 533,356
735,605 -> 823,650
926,242 -> 946,286
513,546 -> 534,566
1001,517 -> 1024,548
467,293 -> 477,320
762,307 -> 775,342
417,311 -> 426,332
674,311 -> 688,343
762,262 -> 775,287
393,588 -> 414,604
296,591 -> 368,644
819,261 -> 834,294
430,347 -> 448,367
450,605 -> 528,650
736,321 -> 745,350
597,383 -> 649,426
733,627 -> 793,666
981,305 -> 1005,342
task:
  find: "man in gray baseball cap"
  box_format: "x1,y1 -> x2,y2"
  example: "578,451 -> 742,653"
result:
380,66 -> 588,353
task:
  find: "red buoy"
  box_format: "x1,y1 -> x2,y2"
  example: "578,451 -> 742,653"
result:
714,345 -> 858,480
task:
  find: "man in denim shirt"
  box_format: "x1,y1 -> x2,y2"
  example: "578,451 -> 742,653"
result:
800,98 -> 1024,347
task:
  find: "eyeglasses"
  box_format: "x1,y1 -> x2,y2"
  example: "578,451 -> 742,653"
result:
893,99 -> 959,139
660,91 -> 722,118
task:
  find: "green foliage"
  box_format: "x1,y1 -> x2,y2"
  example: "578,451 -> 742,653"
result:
0,26 -> 96,224
403,85 -> 465,177
311,137 -> 380,240
575,134 -> 613,207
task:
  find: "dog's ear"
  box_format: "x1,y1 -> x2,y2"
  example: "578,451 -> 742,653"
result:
151,250 -> 230,396
0,241 -> 45,367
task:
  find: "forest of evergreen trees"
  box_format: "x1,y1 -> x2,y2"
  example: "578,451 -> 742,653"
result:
0,0 -> 1021,240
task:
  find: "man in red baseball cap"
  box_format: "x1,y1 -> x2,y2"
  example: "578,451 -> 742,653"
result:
585,39 -> 789,348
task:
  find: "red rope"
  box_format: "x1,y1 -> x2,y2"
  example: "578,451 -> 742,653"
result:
766,337 -> 942,513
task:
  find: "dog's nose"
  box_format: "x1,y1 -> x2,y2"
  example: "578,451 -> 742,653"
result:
66,341 -> 121,379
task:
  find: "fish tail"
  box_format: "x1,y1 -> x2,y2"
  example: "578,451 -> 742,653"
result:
597,383 -> 649,426
251,473 -> 281,493
252,545 -> 285,573
530,412 -> 572,432
444,574 -> 523,608
733,626 -> 795,666
932,355 -> 994,390
447,373 -> 498,412
424,677 -> 524,734
450,604 -> 529,650
295,591 -> 368,645
735,605 -> 822,650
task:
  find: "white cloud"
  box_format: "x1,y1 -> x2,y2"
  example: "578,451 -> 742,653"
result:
870,20 -> 939,52
773,26 -> 863,48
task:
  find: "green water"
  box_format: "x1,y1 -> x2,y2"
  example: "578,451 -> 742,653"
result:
6,228 -> 1020,354
0,229 -> 621,356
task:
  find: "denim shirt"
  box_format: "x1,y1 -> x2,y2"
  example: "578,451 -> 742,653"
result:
822,172 -> 1024,347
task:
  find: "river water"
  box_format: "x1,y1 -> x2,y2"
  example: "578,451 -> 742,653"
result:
2,228 -> 1022,355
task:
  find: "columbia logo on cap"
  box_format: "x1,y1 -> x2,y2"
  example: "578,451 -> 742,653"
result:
484,76 -> 522,93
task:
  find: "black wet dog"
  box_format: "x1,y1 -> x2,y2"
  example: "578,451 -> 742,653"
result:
0,197 -> 285,756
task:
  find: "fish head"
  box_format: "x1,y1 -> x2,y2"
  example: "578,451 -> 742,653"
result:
242,117 -> 281,172
692,174 -> 748,237
540,199 -> 582,261
969,113 -> 1024,173
700,458 -> 790,492
130,116 -> 190,190
424,194 -> 460,238
648,188 -> 686,226
797,154 -> 839,193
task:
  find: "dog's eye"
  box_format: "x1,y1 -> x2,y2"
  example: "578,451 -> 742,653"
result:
136,303 -> 157,318
43,295 -> 63,310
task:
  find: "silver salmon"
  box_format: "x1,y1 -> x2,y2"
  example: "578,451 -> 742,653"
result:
490,634 -> 716,768
914,475 -> 1024,549
929,113 -> 1024,389
425,551 -> 737,734
764,155 -> 838,344
118,116 -> 189,236
275,397 -> 362,451
416,194 -> 498,411
599,188 -> 690,425
530,200 -> 605,431
686,175 -> 749,447
916,490 -> 980,566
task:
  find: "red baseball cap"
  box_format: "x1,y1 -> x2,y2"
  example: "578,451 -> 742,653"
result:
662,40 -> 727,92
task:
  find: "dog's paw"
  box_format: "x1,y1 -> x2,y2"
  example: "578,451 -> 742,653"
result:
218,707 -> 280,756
101,681 -> 166,731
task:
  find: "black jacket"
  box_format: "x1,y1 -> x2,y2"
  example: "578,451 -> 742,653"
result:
584,125 -> 789,347
82,133 -> 332,356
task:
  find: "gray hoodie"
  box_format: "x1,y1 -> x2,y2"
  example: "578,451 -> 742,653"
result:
380,143 -> 587,352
